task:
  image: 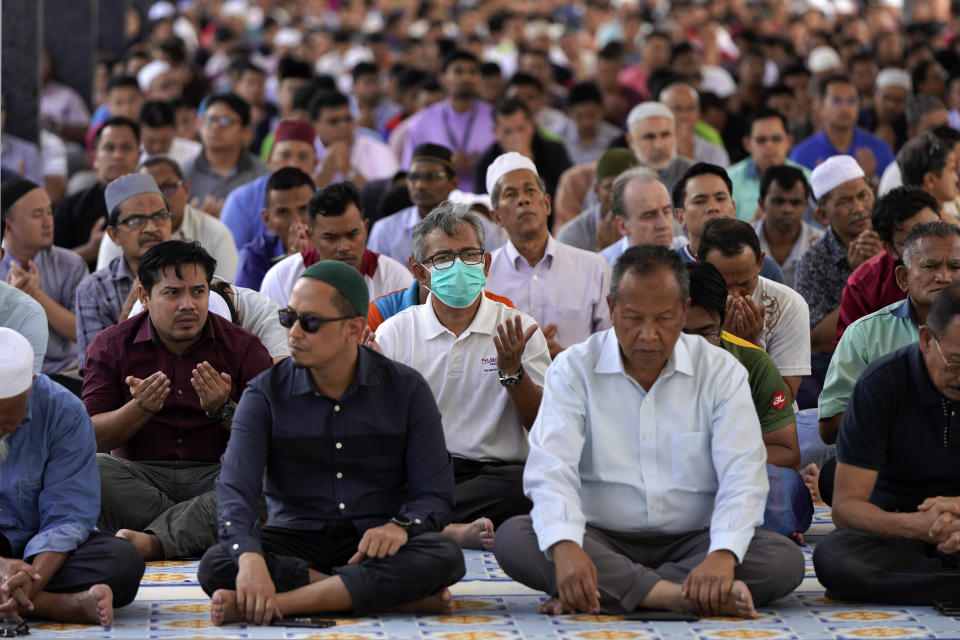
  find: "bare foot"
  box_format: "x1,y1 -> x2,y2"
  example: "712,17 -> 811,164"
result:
391,588 -> 456,615
443,518 -> 494,550
789,531 -> 805,545
712,580 -> 757,619
116,530 -> 163,561
801,463 -> 821,501
36,584 -> 114,626
538,596 -> 564,615
210,589 -> 242,626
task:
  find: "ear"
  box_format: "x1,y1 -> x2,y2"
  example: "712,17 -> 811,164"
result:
260,208 -> 270,225
411,260 -> 431,288
625,131 -> 634,151
490,207 -> 503,226
606,293 -> 614,319
882,240 -> 899,261
674,207 -> 685,228
815,206 -> 828,227
344,316 -> 365,344
758,250 -> 766,266
543,192 -> 552,220
615,215 -> 628,237
138,283 -> 149,310
741,136 -> 751,154
482,251 -> 492,277
894,263 -> 909,292
183,179 -> 191,194
106,225 -> 120,245
918,324 -> 934,353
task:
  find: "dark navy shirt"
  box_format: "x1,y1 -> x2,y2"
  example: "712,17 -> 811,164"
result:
217,347 -> 455,562
234,231 -> 286,291
839,343 -> 960,513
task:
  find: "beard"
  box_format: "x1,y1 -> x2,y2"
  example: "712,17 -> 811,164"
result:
0,434 -> 9,462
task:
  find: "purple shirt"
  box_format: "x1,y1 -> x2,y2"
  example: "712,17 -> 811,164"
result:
401,100 -> 496,193
82,311 -> 272,463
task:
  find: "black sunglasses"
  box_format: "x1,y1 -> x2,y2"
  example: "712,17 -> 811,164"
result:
278,308 -> 356,333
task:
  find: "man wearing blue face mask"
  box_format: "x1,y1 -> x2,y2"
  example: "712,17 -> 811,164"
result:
372,202 -> 552,552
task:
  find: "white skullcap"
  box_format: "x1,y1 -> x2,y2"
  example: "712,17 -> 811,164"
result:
137,60 -> 172,91
0,328 -> 33,400
148,1 -> 176,21
274,27 -> 303,49
876,68 -> 912,92
448,189 -> 493,210
807,46 -> 841,75
220,0 -> 248,17
811,155 -> 865,200
626,101 -> 675,132
485,152 -> 540,197
130,288 -> 232,321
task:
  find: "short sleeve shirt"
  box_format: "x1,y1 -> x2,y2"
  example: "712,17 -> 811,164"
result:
795,227 -> 851,327
721,332 -> 795,434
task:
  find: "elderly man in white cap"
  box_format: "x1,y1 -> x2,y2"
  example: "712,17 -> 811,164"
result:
138,60 -> 181,101
795,156 -> 880,356
82,240 -> 273,562
625,101 -> 696,194
485,152 -> 610,358
371,201 -> 551,551
75,172 -> 173,373
861,68 -> 912,154
0,328 -> 144,627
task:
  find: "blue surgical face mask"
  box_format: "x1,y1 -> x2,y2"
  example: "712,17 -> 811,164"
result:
425,259 -> 486,308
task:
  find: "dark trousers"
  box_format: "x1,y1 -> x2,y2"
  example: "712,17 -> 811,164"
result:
818,456 -> 837,506
452,458 -> 532,527
96,454 -> 220,559
197,523 -> 465,615
813,529 -> 960,604
0,533 -> 144,607
494,516 -> 804,614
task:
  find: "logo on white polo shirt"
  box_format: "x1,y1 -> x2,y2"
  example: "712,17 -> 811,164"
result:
771,391 -> 787,410
481,356 -> 498,373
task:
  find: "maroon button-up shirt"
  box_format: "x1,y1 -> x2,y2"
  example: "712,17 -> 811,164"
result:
82,311 -> 273,463
835,252 -> 906,344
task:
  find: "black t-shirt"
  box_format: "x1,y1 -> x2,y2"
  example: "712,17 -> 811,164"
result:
839,343 -> 960,513
53,182 -> 106,269
473,133 -> 572,200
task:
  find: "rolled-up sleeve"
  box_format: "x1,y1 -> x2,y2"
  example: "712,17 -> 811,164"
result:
24,397 -> 98,559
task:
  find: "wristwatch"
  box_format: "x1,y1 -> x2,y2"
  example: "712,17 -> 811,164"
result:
498,364 -> 525,388
390,515 -> 413,529
206,398 -> 236,422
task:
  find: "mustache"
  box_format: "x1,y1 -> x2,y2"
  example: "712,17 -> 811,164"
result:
139,232 -> 163,245
174,311 -> 198,323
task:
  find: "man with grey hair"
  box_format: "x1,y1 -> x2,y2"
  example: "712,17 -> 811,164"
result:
659,82 -> 730,167
486,152 -> 611,357
625,101 -> 696,194
493,244 -> 804,618
372,201 -> 551,551
599,168 -> 675,267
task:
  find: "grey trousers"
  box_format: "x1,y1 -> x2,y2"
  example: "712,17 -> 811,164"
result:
813,529 -> 960,604
96,454 -> 220,559
493,516 -> 805,614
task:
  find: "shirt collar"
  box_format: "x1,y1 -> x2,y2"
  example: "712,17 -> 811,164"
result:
505,235 -> 556,270
290,344 -> 381,396
133,311 -> 217,347
421,291 -> 498,339
746,158 -> 760,179
109,255 -> 135,283
891,296 -> 916,322
823,227 -> 850,264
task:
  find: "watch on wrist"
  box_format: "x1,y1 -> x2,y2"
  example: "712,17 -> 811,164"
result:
390,515 -> 413,529
498,363 -> 525,388
206,397 -> 236,422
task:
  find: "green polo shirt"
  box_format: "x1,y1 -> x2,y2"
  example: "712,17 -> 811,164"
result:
721,331 -> 795,434
818,297 -> 919,419
728,157 -> 811,222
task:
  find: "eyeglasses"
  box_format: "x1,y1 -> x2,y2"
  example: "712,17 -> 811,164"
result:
116,211 -> 172,230
158,180 -> 184,196
933,335 -> 960,375
683,327 -> 723,342
407,171 -> 448,184
421,248 -> 484,270
278,308 -> 356,333
203,114 -> 239,128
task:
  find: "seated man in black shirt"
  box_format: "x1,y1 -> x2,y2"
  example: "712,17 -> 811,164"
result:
197,260 -> 465,625
813,281 -> 960,603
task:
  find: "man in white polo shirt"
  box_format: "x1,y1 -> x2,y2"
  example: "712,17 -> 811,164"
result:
373,201 -> 551,550
260,182 -> 410,306
486,152 -> 611,357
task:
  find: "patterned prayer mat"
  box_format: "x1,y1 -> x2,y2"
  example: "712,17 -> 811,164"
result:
23,505 -> 960,639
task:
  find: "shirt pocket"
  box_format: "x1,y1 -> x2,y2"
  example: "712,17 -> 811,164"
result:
669,432 -> 718,493
15,476 -> 42,505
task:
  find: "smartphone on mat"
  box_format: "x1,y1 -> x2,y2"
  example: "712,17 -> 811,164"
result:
933,600 -> 960,616
270,617 -> 336,628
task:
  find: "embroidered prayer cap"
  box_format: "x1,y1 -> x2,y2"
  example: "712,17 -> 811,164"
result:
810,155 -> 866,201
300,260 -> 369,319
0,328 -> 33,399
485,151 -> 540,197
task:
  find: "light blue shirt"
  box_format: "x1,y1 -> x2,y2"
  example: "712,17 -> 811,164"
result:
367,205 -> 420,264
524,330 -> 768,562
0,375 -> 99,559
0,246 -> 87,374
220,173 -> 271,251
0,281 -> 47,374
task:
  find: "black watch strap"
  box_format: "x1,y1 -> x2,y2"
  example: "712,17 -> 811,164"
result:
390,515 -> 413,529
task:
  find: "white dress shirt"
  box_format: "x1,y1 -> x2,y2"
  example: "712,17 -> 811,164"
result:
96,204 -> 239,281
487,235 -> 611,349
259,250 -> 411,307
525,330 -> 768,562
376,293 -> 551,463
751,276 -> 812,378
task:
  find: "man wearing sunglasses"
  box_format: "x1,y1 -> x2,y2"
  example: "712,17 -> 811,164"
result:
94,158 -> 239,282
373,202 -> 551,551
198,260 -> 464,625
82,240 -> 272,562
76,173 -> 173,373
814,280 -> 960,605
